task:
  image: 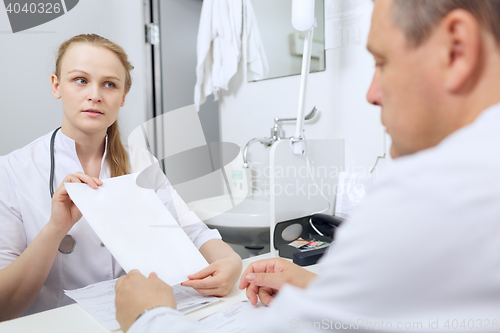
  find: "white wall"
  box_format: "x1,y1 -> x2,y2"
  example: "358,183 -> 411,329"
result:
219,1 -> 389,194
0,0 -> 148,156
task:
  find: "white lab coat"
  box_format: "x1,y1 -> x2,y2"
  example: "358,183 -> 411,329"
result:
129,104 -> 500,332
0,130 -> 221,316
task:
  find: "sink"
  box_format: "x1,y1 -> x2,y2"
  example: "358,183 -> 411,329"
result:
188,196 -> 270,246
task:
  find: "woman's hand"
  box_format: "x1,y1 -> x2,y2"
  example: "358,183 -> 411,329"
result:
0,174 -> 102,320
239,258 -> 317,306
181,254 -> 242,296
48,172 -> 102,235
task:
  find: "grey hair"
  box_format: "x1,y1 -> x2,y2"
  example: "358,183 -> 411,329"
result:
392,0 -> 500,47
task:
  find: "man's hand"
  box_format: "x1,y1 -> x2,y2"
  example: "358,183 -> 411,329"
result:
115,270 -> 176,332
238,258 -> 317,306
181,255 -> 242,296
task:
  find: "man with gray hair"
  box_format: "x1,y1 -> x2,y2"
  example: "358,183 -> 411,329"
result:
114,0 -> 500,331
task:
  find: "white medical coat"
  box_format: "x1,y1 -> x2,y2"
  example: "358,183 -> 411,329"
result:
0,131 -> 221,316
129,104 -> 500,332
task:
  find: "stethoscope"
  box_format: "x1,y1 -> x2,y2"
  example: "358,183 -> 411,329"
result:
50,127 -> 77,254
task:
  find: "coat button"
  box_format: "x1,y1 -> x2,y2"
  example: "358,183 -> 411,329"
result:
100,242 -> 105,247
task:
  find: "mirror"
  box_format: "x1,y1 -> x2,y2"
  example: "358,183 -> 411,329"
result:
250,0 -> 325,82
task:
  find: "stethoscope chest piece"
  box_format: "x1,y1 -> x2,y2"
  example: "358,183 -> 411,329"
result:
59,235 -> 77,254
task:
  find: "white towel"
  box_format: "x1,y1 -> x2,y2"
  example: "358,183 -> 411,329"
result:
194,0 -> 268,111
242,0 -> 269,82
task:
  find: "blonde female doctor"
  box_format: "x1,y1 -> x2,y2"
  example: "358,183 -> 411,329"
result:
0,34 -> 242,321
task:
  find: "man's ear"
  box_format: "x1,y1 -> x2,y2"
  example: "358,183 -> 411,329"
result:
441,9 -> 482,93
51,74 -> 61,99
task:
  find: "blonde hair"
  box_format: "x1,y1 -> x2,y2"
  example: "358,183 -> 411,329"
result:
393,0 -> 500,47
55,34 -> 133,177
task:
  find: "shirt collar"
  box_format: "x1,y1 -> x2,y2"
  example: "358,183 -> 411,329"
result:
54,129 -> 109,176
472,100 -> 500,124
54,128 -> 77,155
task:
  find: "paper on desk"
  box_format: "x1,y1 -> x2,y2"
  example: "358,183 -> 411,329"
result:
64,279 -> 120,331
65,174 -> 208,286
64,279 -> 221,331
199,300 -> 268,332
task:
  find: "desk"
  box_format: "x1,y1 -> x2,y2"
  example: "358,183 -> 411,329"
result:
0,253 -> 319,333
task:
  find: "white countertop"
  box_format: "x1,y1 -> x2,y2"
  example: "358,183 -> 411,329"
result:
0,253 -> 319,333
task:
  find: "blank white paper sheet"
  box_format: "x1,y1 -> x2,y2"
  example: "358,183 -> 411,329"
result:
65,174 -> 208,286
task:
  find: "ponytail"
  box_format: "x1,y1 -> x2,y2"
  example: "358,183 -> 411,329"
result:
106,121 -> 130,177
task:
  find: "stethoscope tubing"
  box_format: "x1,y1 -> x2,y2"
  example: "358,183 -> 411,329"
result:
49,127 -> 76,254
49,127 -> 61,198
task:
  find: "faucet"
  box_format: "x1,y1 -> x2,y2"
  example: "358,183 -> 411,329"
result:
242,137 -> 274,168
242,107 -> 318,168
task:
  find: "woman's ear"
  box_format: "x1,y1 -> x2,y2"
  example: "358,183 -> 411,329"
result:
120,92 -> 127,107
51,74 -> 61,99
